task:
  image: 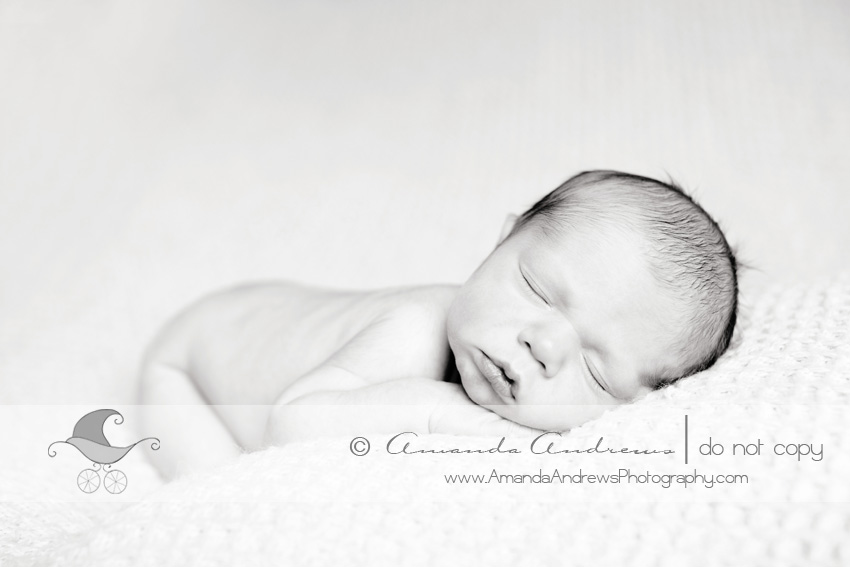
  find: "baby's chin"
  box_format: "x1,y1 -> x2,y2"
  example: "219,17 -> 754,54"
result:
459,373 -> 558,430
458,373 -> 499,407
457,363 -> 600,431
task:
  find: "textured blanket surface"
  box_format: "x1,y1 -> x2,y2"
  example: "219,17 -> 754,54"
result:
2,276 -> 849,566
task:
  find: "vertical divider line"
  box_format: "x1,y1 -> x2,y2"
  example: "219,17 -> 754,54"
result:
685,414 -> 688,465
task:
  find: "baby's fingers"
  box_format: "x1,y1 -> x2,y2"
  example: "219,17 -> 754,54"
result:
429,399 -> 543,438
474,407 -> 544,438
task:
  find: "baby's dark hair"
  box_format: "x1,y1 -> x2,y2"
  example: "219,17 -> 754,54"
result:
510,170 -> 738,389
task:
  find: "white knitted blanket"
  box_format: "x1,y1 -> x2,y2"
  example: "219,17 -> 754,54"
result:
2,276 -> 849,566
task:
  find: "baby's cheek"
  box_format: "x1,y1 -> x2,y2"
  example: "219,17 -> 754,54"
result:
458,372 -> 486,404
445,305 -> 468,344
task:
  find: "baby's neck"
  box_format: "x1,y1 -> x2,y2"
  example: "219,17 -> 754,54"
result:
442,349 -> 461,384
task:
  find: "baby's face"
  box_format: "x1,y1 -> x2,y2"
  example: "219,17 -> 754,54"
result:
446,219 -> 684,431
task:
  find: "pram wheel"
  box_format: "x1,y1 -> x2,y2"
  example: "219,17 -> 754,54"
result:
77,469 -> 100,493
104,470 -> 127,494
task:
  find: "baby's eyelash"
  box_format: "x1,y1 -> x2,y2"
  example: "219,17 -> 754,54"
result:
521,272 -> 548,305
584,355 -> 607,393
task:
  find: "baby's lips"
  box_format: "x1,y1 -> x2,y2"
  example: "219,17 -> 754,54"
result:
480,353 -> 513,399
490,356 -> 523,386
503,366 -> 521,385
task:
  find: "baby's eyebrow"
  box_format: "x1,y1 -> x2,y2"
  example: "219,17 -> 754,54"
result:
638,368 -> 668,391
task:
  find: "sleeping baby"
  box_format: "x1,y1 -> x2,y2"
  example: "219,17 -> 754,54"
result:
137,170 -> 739,479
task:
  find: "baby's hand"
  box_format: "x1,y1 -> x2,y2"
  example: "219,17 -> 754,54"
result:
266,376 -> 542,444
428,382 -> 544,438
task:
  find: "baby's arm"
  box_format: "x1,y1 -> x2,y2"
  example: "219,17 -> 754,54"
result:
265,304 -> 542,444
265,373 -> 433,445
265,369 -> 540,445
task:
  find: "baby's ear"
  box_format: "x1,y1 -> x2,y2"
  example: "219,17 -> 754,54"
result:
497,213 -> 519,245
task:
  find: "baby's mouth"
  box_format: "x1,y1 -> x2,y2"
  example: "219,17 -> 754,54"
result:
480,353 -> 515,400
499,367 -> 517,400
501,368 -> 515,387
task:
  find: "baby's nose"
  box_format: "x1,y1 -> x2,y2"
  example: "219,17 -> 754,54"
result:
518,321 -> 576,378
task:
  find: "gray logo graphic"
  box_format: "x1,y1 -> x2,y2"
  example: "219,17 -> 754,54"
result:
48,409 -> 160,494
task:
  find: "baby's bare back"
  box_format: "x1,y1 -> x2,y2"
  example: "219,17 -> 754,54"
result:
142,281 -> 456,428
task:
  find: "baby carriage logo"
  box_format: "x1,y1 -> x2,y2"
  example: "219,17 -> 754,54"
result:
47,409 -> 160,494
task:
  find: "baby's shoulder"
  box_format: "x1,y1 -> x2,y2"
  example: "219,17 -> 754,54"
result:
366,283 -> 459,321
326,283 -> 459,382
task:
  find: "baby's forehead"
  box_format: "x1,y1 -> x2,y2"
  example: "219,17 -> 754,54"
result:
522,217 -> 650,260
520,222 -> 649,284
519,222 -> 683,317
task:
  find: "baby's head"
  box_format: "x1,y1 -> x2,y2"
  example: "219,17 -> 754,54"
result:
446,170 -> 738,430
